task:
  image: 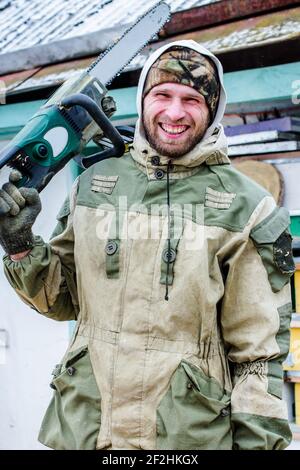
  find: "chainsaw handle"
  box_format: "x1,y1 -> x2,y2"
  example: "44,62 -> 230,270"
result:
73,125 -> 135,169
61,93 -> 125,159
76,148 -> 120,169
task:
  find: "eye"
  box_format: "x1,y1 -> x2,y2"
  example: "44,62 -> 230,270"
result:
153,90 -> 170,99
186,97 -> 200,104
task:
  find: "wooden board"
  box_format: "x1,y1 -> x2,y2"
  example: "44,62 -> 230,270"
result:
233,160 -> 283,204
225,117 -> 300,137
230,151 -> 300,162
228,141 -> 300,156
230,156 -> 300,211
227,130 -> 299,146
163,0 -> 300,36
285,376 -> 300,383
291,314 -> 300,329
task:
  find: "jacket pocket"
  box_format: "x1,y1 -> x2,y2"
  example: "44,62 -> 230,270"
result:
156,360 -> 232,450
250,207 -> 295,293
38,345 -> 101,450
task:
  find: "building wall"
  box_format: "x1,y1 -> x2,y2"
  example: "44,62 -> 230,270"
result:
0,163 -> 70,450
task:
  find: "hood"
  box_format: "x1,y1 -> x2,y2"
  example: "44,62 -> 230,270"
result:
131,40 -> 229,176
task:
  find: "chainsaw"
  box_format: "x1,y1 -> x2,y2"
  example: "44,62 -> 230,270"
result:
0,2 -> 170,191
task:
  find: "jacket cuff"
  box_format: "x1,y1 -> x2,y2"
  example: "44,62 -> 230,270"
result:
232,412 -> 292,450
0,229 -> 35,255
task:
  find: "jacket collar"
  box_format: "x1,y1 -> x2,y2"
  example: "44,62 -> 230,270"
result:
130,119 -> 231,180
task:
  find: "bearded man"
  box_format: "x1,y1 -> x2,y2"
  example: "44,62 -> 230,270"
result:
0,40 -> 295,450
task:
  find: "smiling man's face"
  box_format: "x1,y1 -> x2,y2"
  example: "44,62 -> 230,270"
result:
142,82 -> 210,159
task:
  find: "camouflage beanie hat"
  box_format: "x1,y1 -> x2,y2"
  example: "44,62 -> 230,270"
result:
143,46 -> 220,124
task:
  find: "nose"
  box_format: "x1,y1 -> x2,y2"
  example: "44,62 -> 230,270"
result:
164,98 -> 186,122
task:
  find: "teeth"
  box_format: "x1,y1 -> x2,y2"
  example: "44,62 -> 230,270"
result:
161,123 -> 187,134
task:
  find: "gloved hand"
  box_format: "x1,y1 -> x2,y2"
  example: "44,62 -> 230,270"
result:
0,170 -> 41,255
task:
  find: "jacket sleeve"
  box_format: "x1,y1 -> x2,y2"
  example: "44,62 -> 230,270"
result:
2,178 -> 80,322
220,197 -> 295,450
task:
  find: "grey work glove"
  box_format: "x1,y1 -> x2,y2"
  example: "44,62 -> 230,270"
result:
0,170 -> 41,255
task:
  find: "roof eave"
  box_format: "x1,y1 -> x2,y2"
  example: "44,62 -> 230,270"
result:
0,22 -> 130,75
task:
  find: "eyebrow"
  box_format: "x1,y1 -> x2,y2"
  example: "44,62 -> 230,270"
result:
154,88 -> 203,100
153,88 -> 171,93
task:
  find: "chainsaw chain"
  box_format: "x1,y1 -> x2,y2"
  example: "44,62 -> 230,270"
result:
87,1 -> 170,85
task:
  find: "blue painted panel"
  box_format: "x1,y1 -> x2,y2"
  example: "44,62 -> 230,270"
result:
1,62 -> 300,138
224,61 -> 300,104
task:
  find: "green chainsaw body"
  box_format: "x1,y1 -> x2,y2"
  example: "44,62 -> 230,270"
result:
0,73 -> 116,191
0,2 -> 171,191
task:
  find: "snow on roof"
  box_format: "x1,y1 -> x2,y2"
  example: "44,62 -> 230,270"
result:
0,0 -> 218,53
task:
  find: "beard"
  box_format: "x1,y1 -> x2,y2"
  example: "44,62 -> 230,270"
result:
142,116 -> 209,159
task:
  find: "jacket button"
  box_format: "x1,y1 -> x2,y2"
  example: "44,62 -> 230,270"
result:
105,240 -> 118,255
151,156 -> 160,166
187,382 -> 193,390
67,366 -> 76,376
220,406 -> 230,417
162,248 -> 176,263
154,169 -> 165,180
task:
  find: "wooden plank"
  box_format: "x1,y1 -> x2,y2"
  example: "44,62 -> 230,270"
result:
285,369 -> 300,377
285,376 -> 300,383
225,117 -> 300,137
227,130 -> 299,146
291,313 -> 300,325
230,155 -> 300,210
220,35 -> 300,73
231,151 -> 300,162
228,141 -> 300,156
291,314 -> 300,329
162,0 -> 300,36
285,369 -> 300,378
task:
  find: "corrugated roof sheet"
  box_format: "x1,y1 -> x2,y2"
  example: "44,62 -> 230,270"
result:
170,6 -> 300,51
0,0 -> 219,53
3,6 -> 300,95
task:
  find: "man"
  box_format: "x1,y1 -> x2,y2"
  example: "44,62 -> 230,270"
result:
0,40 -> 295,450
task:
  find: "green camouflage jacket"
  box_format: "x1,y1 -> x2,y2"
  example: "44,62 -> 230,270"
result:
3,123 -> 294,450
2,40 -> 295,450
